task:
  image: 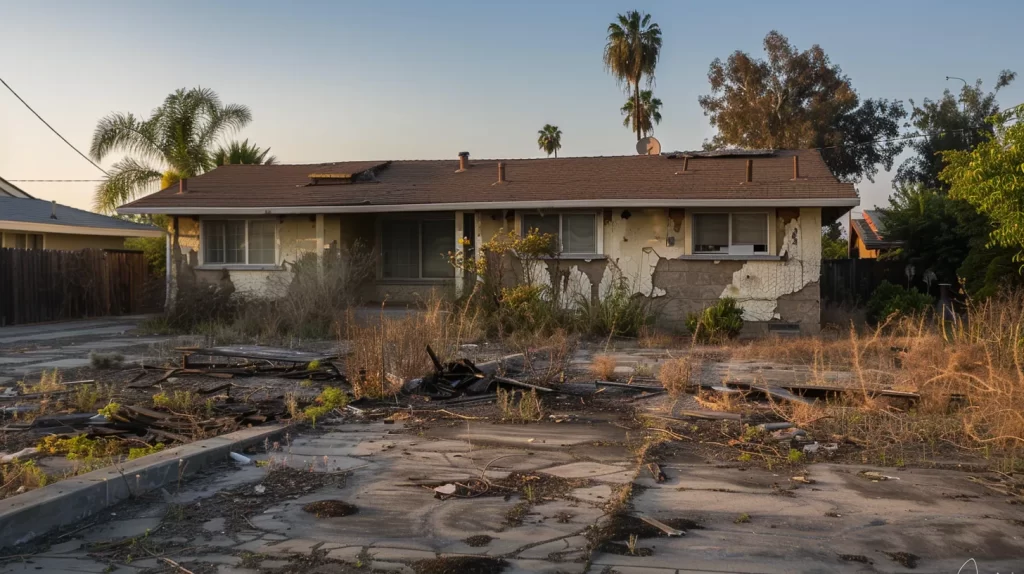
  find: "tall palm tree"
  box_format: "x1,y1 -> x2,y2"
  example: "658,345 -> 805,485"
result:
604,11 -> 662,142
537,124 -> 563,158
212,139 -> 277,166
90,87 -> 252,213
620,90 -> 663,139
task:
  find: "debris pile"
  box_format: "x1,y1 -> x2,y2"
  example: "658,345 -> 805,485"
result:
402,346 -> 552,400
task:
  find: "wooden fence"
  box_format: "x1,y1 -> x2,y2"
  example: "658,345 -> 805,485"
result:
0,248 -> 161,326
820,258 -> 923,306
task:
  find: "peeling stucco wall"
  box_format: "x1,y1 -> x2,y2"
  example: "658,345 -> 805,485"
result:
600,209 -> 686,299
720,207 -> 821,322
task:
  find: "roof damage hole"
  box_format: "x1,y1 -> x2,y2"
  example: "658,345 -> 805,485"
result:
621,210 -> 632,219
463,535 -> 495,547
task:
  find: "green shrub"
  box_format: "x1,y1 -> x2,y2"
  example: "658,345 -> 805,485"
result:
686,298 -> 744,343
573,275 -> 653,337
866,281 -> 934,323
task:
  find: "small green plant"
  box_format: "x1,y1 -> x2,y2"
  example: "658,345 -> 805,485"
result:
38,435 -> 123,460
787,448 -> 806,464
734,513 -> 751,524
98,402 -> 121,420
742,425 -> 764,441
153,390 -> 200,414
737,452 -> 754,463
304,386 -> 349,426
128,443 -> 165,460
686,298 -> 744,343
496,388 -> 544,422
299,379 -> 314,388
633,363 -> 654,378
627,533 -> 639,555
307,359 -> 322,371
72,384 -> 102,413
866,280 -> 934,324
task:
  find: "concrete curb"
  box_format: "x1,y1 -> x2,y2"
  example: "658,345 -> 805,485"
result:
0,423 -> 291,548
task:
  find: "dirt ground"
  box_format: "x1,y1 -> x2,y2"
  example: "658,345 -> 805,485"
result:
1,321 -> 1022,573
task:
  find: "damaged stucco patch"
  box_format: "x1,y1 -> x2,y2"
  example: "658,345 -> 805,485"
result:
721,207 -> 821,321
600,209 -> 685,299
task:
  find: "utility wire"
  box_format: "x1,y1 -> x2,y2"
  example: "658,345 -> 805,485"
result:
8,179 -> 105,182
0,76 -> 108,176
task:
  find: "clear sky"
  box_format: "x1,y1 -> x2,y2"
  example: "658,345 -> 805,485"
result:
2,0 -> 1022,218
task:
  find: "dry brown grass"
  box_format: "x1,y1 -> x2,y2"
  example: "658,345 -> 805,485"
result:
589,355 -> 618,381
739,291 -> 1024,470
658,357 -> 695,396
638,326 -> 674,349
345,293 -> 483,398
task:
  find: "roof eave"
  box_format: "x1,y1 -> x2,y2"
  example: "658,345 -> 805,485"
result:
118,197 -> 860,216
0,220 -> 164,238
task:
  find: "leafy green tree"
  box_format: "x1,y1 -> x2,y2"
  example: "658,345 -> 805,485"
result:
212,139 -> 276,166
90,88 -> 252,213
881,185 -> 987,284
697,31 -> 905,182
537,124 -> 562,158
942,103 -> 1024,266
821,221 -> 848,259
620,90 -> 662,138
604,11 -> 663,142
896,71 -> 1015,190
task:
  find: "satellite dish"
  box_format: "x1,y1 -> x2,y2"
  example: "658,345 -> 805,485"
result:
636,136 -> 661,155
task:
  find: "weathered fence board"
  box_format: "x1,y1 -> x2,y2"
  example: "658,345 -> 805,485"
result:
0,248 -> 160,326
821,258 -> 920,306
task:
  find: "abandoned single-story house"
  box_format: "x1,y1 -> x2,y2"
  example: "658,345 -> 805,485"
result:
850,209 -> 901,259
117,150 -> 859,334
1,176 -> 163,250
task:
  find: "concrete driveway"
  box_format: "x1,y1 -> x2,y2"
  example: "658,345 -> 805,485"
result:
0,316 -> 171,384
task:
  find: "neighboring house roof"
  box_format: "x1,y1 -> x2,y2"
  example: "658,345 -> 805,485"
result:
0,176 -> 34,199
118,149 -> 859,215
0,196 -> 163,238
852,212 -> 902,251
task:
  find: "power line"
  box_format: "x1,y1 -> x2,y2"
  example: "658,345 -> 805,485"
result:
0,76 -> 108,176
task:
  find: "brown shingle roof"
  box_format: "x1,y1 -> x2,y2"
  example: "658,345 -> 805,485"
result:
119,150 -> 858,213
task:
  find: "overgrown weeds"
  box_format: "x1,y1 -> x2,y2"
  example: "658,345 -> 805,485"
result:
733,289 -> 1024,470
345,294 -> 482,398
496,388 -> 543,422
658,357 -> 695,395
589,355 -> 618,380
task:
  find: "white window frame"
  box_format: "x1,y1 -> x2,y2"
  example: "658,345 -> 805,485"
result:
692,211 -> 771,256
200,218 -> 279,267
518,211 -> 603,256
378,214 -> 456,281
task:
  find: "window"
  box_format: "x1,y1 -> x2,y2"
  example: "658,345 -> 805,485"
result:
380,217 -> 455,279
521,213 -> 598,255
8,233 -> 43,250
693,212 -> 769,255
203,220 -> 277,265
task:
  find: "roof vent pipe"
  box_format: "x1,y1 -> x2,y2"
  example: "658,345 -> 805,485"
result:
792,155 -> 800,179
497,162 -> 506,184
50,200 -> 57,219
745,160 -> 753,183
178,178 -> 188,194
458,151 -> 469,172
682,156 -> 689,172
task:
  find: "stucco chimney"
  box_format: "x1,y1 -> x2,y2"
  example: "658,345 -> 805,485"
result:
178,178 -> 188,194
50,200 -> 57,219
497,162 -> 506,184
457,151 -> 470,172
793,155 -> 800,179
745,160 -> 753,183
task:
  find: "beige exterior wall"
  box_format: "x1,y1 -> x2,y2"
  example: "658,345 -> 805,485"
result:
0,229 -> 127,250
171,206 -> 823,332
